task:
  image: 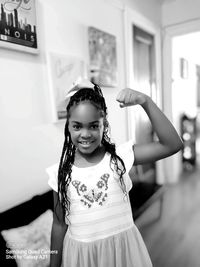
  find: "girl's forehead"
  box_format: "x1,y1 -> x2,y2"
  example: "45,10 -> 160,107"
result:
69,102 -> 103,122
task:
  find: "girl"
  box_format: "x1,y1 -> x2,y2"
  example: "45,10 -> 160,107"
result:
46,81 -> 183,267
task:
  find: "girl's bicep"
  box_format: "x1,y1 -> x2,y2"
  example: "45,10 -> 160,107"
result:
133,142 -> 174,165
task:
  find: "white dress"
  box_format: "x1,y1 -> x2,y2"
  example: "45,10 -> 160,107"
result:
46,141 -> 153,267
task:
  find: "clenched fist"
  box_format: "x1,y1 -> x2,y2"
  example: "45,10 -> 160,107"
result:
116,88 -> 147,108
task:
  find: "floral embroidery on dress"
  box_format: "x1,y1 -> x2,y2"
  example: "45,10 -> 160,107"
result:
72,173 -> 110,208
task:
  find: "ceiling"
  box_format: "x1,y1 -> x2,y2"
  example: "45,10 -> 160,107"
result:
157,0 -> 176,4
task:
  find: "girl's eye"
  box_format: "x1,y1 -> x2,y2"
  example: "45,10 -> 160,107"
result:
90,125 -> 99,129
72,125 -> 81,130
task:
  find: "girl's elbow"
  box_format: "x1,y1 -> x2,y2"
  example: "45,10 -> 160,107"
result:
176,138 -> 184,151
170,139 -> 184,155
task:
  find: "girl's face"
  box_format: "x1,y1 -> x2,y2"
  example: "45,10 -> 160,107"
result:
68,102 -> 105,155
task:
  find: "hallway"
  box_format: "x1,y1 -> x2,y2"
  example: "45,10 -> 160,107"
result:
136,168 -> 200,267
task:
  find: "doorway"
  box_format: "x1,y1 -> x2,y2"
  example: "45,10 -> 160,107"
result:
124,7 -> 163,184
163,19 -> 200,182
133,26 -> 156,184
172,32 -> 200,170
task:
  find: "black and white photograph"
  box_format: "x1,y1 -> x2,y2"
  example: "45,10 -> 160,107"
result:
1,1 -> 200,267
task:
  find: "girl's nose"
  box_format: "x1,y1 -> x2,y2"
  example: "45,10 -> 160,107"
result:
81,129 -> 91,138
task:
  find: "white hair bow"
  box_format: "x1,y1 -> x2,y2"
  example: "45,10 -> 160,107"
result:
66,79 -> 94,98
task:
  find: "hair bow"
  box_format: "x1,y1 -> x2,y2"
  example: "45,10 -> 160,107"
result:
66,79 -> 94,98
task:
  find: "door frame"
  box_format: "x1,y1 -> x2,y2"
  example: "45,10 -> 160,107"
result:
123,7 -> 163,183
124,7 -> 162,139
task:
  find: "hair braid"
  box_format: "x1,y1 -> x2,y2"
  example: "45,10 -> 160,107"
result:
102,131 -> 127,195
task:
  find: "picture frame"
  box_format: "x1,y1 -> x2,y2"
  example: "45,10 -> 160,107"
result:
88,26 -> 117,87
47,52 -> 87,122
0,0 -> 38,54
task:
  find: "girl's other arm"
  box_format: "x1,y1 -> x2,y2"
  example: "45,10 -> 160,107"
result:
116,88 -> 183,165
50,191 -> 68,267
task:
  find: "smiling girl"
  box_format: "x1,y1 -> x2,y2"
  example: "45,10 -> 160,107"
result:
46,81 -> 183,267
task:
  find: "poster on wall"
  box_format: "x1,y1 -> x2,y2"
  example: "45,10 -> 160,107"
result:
88,26 -> 117,87
47,52 -> 87,122
0,0 -> 38,53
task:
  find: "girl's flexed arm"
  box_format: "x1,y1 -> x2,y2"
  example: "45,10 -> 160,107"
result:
116,88 -> 183,165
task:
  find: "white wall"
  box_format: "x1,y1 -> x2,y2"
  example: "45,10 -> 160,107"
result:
125,0 -> 161,25
0,0 -> 161,211
172,34 -> 199,130
162,0 -> 200,26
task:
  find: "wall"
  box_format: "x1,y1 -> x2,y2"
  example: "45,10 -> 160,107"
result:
0,0 -> 161,212
162,0 -> 200,27
125,0 -> 161,25
172,34 -> 199,118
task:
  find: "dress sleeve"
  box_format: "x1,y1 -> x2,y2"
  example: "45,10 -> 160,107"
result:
46,163 -> 59,192
116,140 -> 135,173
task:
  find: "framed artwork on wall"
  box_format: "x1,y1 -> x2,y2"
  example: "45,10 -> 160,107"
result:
47,52 -> 87,122
88,26 -> 117,87
0,0 -> 38,54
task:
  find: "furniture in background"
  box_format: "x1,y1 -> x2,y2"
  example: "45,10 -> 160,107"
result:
130,181 -> 165,220
129,166 -> 165,221
0,190 -> 54,267
180,113 -> 197,170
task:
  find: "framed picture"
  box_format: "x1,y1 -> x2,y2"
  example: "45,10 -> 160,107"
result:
0,0 -> 38,54
180,58 -> 188,79
88,26 -> 117,87
47,52 -> 87,122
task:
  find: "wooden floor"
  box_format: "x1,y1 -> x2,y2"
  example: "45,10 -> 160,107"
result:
135,167 -> 200,267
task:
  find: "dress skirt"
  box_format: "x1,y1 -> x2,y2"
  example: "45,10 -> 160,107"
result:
61,225 -> 153,267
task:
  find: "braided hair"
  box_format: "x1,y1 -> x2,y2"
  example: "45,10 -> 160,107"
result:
57,84 -> 127,221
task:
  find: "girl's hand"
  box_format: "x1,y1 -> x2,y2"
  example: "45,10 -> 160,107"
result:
116,88 -> 147,108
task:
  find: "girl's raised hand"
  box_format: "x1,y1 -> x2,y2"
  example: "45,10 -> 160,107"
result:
116,88 -> 146,108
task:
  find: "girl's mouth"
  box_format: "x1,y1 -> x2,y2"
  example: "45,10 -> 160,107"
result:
78,140 -> 94,146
